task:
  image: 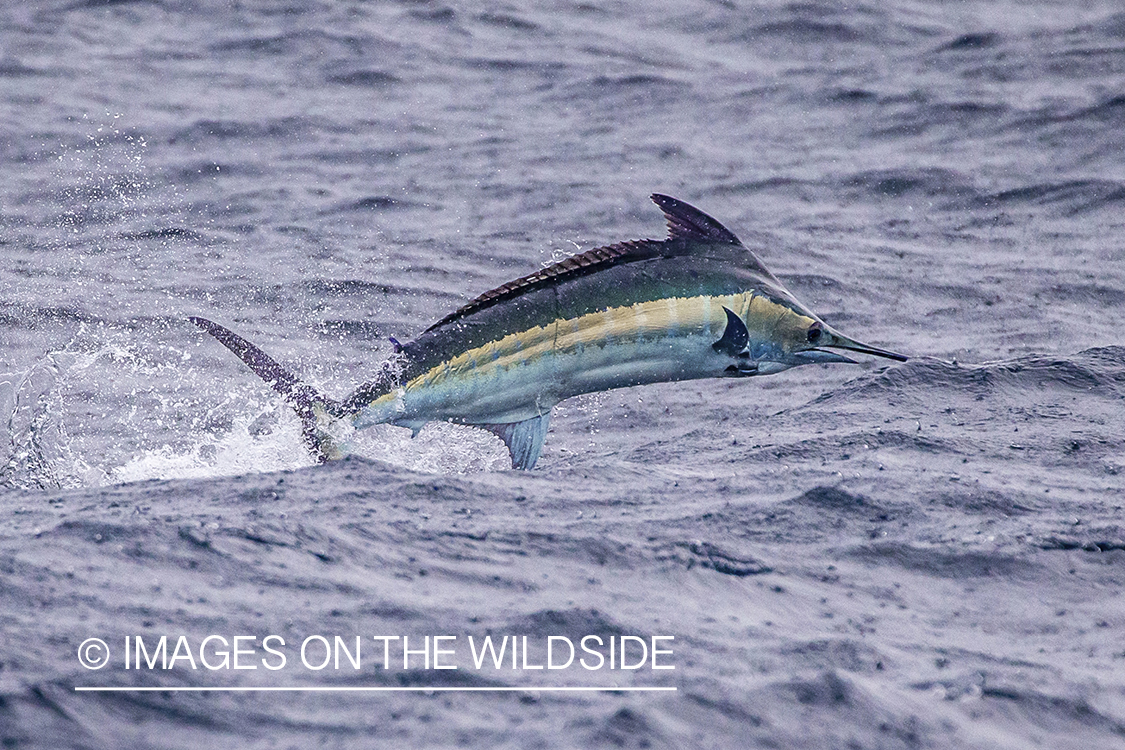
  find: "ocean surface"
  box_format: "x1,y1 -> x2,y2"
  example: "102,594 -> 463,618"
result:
2,0 -> 1124,747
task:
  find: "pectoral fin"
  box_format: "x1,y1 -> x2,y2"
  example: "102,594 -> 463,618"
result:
712,306 -> 749,357
479,412 -> 551,470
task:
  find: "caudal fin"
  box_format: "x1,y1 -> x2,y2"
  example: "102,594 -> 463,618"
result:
189,316 -> 343,462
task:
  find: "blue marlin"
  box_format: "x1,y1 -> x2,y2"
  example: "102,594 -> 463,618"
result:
191,195 -> 906,469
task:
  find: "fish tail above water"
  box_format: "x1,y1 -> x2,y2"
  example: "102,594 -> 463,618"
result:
188,316 -> 345,463
189,315 -> 546,469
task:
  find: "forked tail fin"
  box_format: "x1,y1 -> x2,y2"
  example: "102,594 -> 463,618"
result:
189,317 -> 344,462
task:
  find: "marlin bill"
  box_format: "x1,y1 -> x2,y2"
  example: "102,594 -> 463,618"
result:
191,194 -> 907,470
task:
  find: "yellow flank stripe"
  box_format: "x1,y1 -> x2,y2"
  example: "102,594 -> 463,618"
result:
407,294 -> 743,392
367,292 -> 815,408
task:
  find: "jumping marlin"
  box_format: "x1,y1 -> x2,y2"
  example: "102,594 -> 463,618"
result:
191,195 -> 906,469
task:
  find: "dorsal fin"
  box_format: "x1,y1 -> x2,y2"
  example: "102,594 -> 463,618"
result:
651,193 -> 742,245
424,195 -> 744,333
425,238 -> 665,332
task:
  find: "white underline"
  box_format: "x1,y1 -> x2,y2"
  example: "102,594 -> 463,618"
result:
75,686 -> 676,693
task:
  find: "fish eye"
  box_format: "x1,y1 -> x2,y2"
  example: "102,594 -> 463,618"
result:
807,324 -> 823,344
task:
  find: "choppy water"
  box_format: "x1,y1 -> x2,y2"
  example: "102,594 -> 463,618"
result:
2,1 -> 1124,747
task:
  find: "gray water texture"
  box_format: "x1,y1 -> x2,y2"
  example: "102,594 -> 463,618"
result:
1,1 -> 1124,748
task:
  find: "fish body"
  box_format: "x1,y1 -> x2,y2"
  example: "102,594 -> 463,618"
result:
359,291 -> 801,428
192,194 -> 906,469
